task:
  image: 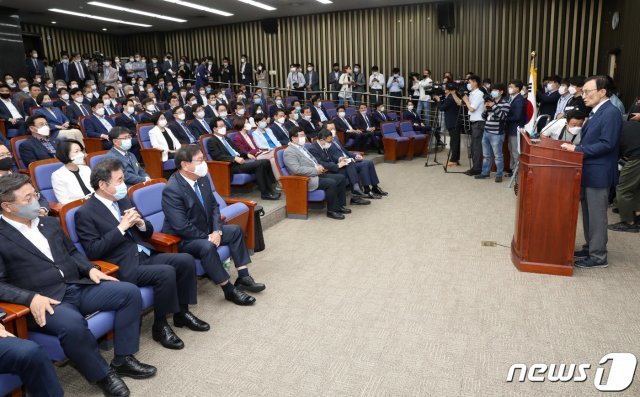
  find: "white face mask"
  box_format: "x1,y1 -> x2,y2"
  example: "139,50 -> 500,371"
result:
546,83 -> 554,92
176,113 -> 185,121
196,111 -> 205,119
190,100 -> 197,105
276,100 -> 283,105
37,125 -> 50,137
194,161 -> 208,177
70,84 -> 78,89
96,108 -> 105,116
244,123 -> 252,131
407,106 -> 414,111
61,94 -> 70,100
126,106 -> 135,114
158,119 -> 167,127
277,117 -> 285,124
558,86 -> 567,95
567,126 -> 582,135
103,99 -> 111,106
146,104 -> 155,111
297,137 -> 306,145
217,127 -> 227,135
5,79 -> 13,85
303,115 -> 311,121
338,111 -> 346,118
219,112 -> 227,118
74,96 -> 84,103
258,121 -> 267,129
307,67 -> 313,72
378,107 -> 385,112
71,152 -> 85,165
237,108 -> 245,115
568,86 -> 577,95
330,129 -> 337,136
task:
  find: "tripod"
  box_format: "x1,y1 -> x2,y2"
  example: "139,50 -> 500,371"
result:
425,100 -> 443,167
443,104 -> 472,173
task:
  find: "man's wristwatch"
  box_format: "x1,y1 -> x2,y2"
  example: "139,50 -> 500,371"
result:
215,230 -> 223,236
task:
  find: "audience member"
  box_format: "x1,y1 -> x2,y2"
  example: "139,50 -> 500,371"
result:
51,139 -> 93,204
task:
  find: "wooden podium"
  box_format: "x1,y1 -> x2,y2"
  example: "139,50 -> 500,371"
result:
511,132 -> 584,276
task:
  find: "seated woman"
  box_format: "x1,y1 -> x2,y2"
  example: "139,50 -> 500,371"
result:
34,92 -> 85,145
51,139 -> 94,204
232,116 -> 280,182
402,99 -> 428,134
148,112 -> 181,162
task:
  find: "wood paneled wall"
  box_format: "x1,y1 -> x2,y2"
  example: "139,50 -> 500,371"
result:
24,0 -> 613,96
21,23 -> 118,60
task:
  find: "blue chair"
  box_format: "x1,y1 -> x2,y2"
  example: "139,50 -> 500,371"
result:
198,134 -> 256,198
128,179 -> 232,276
29,159 -> 63,204
345,107 -> 356,118
323,101 -> 335,109
399,121 -> 428,157
0,119 -> 20,139
11,136 -> 29,173
274,146 -> 325,219
326,108 -> 337,119
381,122 -> 411,162
87,150 -> 110,169
137,123 -> 175,179
0,304 -> 27,397
0,374 -> 21,397
78,116 -> 107,154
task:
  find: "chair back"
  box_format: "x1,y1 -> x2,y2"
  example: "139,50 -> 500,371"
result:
59,199 -> 90,256
205,174 -> 228,209
381,122 -> 401,138
274,146 -> 290,176
323,101 -> 335,109
128,179 -> 168,232
29,158 -> 63,203
11,135 -> 30,171
327,108 -> 337,118
199,134 -> 213,160
137,123 -> 155,149
87,150 -> 109,168
399,121 -> 413,133
285,96 -> 297,106
345,107 -> 356,117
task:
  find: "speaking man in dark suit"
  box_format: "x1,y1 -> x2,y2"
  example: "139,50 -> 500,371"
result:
0,173 -> 156,397
75,159 -> 209,350
561,75 -> 622,269
162,145 -> 266,305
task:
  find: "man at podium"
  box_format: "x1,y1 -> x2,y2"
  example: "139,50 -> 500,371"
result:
561,76 -> 622,269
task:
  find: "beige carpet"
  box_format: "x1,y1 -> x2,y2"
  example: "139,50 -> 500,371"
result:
55,155 -> 640,396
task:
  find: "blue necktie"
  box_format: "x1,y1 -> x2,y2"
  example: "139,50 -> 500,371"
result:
112,202 -> 151,256
221,137 -> 238,156
193,181 -> 204,207
181,123 -> 195,143
64,63 -> 68,81
264,133 -> 276,149
201,120 -> 211,133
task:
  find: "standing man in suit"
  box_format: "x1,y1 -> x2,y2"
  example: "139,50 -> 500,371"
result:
19,115 -> 60,167
305,63 -> 320,98
351,64 -> 366,106
220,57 -> 235,85
69,52 -> 89,88
283,127 -> 349,219
206,118 -> 280,200
536,75 -> 561,128
107,127 -> 148,186
162,145 -> 265,305
195,58 -> 209,88
505,79 -> 527,176
561,76 -> 622,269
238,54 -> 253,86
54,52 -> 71,83
0,173 -> 157,397
0,83 -> 28,136
76,159 -> 209,350
434,84 -> 461,167
162,53 -> 177,81
327,63 -> 341,103
25,49 -> 45,80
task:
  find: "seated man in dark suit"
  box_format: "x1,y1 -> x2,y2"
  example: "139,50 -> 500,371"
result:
66,88 -> 92,125
0,143 -> 50,215
106,127 -> 149,187
189,104 -> 213,138
203,93 -> 219,121
215,104 -> 233,130
283,127 -> 349,220
206,117 -> 280,200
352,104 -> 381,153
139,98 -> 160,124
0,173 -> 156,397
308,129 -> 372,203
162,96 -> 180,123
84,99 -> 114,150
0,313 -> 64,397
162,145 -> 265,305
76,159 -> 209,350
19,115 -> 59,167
284,107 -> 302,131
269,110 -> 290,145
0,83 -> 28,136
402,101 -> 429,134
371,101 -> 391,129
268,96 -> 286,118
310,96 -> 330,128
333,106 -> 366,151
114,97 -> 139,131
21,84 -> 41,115
299,107 -> 320,140
326,122 -> 387,198
171,106 -> 198,145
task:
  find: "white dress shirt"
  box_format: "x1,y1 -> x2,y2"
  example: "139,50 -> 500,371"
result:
2,216 -> 55,263
1,99 -> 23,119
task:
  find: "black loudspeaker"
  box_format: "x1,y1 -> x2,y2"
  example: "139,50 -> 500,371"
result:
261,18 -> 278,34
437,2 -> 455,33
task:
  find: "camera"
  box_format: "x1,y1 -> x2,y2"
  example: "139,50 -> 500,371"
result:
93,51 -> 105,66
453,80 -> 469,97
428,83 -> 445,96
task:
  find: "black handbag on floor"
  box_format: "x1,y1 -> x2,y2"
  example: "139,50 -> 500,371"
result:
253,205 -> 265,252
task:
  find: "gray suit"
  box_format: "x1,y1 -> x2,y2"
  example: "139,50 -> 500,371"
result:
352,71 -> 366,105
283,144 -> 347,212
106,147 -> 148,187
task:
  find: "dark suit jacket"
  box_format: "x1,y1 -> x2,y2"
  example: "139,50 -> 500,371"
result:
0,217 -> 96,306
195,64 -> 209,88
299,118 -> 319,139
328,138 -> 356,160
66,102 -> 91,125
402,110 -> 422,125
506,94 -> 527,136
269,123 -> 290,145
220,64 -> 235,84
437,94 -> 460,131
334,117 -> 356,133
576,100 -> 622,188
68,62 -> 90,84
238,63 -> 253,85
161,173 -> 223,239
310,106 -> 329,125
189,118 -> 212,137
115,112 -> 139,132
75,195 -> 154,282
171,121 -> 198,144
19,136 -> 60,166
371,111 -> 390,128
0,99 -> 26,121
54,62 -> 71,82
353,113 -> 375,131
268,104 -> 285,117
206,134 -> 247,162
25,59 -> 45,79
307,141 -> 340,173
537,90 -> 561,118
106,147 -> 148,187
84,114 -> 115,138
305,71 -> 320,92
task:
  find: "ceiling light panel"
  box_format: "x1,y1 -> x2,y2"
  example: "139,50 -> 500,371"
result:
161,0 -> 233,17
48,8 -> 152,27
88,2 -> 187,23
237,0 -> 276,11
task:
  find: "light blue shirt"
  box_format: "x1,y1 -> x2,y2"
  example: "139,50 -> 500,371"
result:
386,75 -> 405,92
252,128 -> 281,150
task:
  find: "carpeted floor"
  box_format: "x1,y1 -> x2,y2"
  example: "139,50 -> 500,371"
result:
56,156 -> 640,396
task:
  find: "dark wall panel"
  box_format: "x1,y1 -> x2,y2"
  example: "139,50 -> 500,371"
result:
21,23 -> 118,60
0,8 -> 26,78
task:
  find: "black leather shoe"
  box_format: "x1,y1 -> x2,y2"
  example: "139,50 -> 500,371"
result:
224,288 -> 256,305
350,197 -> 371,205
261,191 -> 281,200
351,189 -> 365,197
338,207 -> 352,214
151,324 -> 184,350
173,311 -> 210,332
372,186 -> 388,196
96,370 -> 130,397
110,355 -> 157,379
327,211 -> 345,220
234,275 -> 266,293
366,192 -> 382,199
464,169 -> 481,176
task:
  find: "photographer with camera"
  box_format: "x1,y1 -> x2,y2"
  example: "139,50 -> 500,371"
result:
287,63 -> 306,100
462,75 -> 485,176
434,83 -> 461,166
386,67 -> 404,111
474,83 -> 510,182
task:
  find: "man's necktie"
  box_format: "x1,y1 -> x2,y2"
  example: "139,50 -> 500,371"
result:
193,181 -> 204,207
221,137 -> 239,156
112,202 -> 150,256
64,63 -> 68,80
80,105 -> 88,117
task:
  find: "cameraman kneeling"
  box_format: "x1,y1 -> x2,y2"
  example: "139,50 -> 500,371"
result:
475,83 -> 510,182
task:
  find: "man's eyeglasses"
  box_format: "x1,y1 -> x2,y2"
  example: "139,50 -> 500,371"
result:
582,88 -> 599,95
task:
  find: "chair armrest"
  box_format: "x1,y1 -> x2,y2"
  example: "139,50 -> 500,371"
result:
0,119 -> 6,138
223,198 -> 256,250
48,202 -> 62,217
206,160 -> 233,197
144,232 -> 181,253
279,175 -> 310,217
92,260 -> 119,276
140,148 -> 164,179
221,215 -> 226,222
0,302 -> 30,324
83,137 -> 105,154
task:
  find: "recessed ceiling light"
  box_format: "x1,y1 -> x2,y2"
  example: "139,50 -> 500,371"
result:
237,0 -> 276,11
48,8 -> 152,27
102,28 -> 107,31
87,2 -> 187,23
316,0 -> 333,3
51,21 -> 57,24
162,0 -> 233,17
